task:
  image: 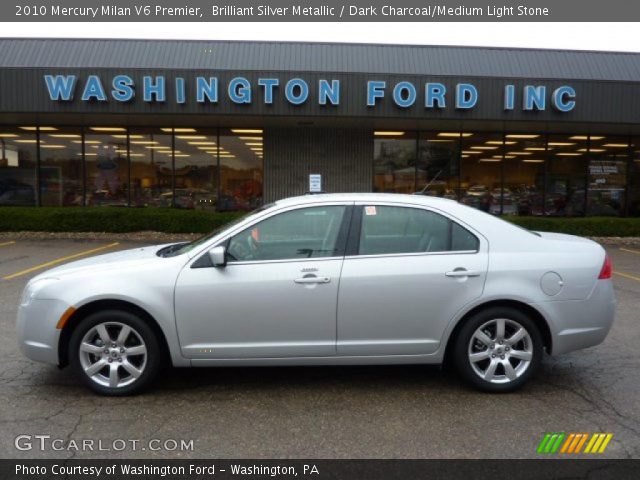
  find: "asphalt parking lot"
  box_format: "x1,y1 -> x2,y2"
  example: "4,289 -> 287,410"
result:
0,238 -> 639,459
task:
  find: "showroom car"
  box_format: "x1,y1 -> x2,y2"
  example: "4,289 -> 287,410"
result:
17,193 -> 615,395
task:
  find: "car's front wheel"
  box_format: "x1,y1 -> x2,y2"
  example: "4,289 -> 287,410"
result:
69,310 -> 161,396
453,307 -> 543,392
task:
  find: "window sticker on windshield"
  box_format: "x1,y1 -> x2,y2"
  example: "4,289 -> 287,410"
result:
365,206 -> 377,216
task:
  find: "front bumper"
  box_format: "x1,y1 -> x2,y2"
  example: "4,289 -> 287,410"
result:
17,299 -> 68,365
531,279 -> 616,356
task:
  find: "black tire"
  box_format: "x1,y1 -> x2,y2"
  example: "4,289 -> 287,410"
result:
69,310 -> 162,396
453,307 -> 543,393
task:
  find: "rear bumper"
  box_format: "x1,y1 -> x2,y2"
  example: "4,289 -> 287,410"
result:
531,279 -> 615,355
17,299 -> 67,365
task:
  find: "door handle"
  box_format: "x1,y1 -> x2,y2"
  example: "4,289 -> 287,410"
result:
445,269 -> 481,278
294,276 -> 331,284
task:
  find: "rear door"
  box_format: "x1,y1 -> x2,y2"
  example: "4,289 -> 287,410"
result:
337,203 -> 488,356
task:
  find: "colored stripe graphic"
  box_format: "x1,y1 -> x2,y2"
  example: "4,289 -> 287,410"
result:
537,433 -> 565,454
593,434 -> 607,452
537,433 -> 552,453
560,433 -> 575,453
584,434 -> 598,453
598,434 -> 613,453
574,434 -> 589,453
549,433 -> 565,453
539,433 -> 613,454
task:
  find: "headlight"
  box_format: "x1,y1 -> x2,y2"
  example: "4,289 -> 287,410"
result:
20,277 -> 60,306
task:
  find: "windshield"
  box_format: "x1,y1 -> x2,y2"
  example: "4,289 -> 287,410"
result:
158,204 -> 273,258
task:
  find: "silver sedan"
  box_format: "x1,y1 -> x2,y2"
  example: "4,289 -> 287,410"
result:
17,193 -> 615,395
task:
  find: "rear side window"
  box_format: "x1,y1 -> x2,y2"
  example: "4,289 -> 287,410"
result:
451,222 -> 480,251
358,206 -> 479,255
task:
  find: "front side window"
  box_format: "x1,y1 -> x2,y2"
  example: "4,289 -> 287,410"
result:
227,205 -> 347,262
358,206 -> 479,255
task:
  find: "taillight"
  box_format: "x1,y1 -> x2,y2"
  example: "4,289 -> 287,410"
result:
598,253 -> 613,280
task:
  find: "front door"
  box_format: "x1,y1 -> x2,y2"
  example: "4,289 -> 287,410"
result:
175,203 -> 351,359
337,204 -> 488,356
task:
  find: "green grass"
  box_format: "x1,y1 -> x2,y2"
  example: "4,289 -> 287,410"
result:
0,207 -> 639,236
0,207 -> 245,234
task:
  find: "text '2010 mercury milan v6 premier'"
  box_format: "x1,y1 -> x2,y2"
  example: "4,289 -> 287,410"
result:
17,193 -> 615,395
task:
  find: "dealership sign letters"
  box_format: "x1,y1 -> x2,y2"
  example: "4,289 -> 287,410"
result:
43,74 -> 576,112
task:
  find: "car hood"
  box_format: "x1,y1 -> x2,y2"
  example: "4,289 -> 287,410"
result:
31,243 -> 172,280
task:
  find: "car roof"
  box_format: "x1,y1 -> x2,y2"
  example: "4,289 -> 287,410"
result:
271,192 -> 543,249
274,192 -> 459,208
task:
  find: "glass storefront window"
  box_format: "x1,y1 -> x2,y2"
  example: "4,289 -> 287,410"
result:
173,128 -> 217,210
218,129 -> 263,212
85,128 -> 129,206
546,135 -> 588,216
417,132 -> 460,200
40,127 -> 83,206
129,128 -> 173,207
3,125 -> 638,217
630,138 -> 640,217
460,133 -> 503,214
0,127 -> 37,206
588,136 -> 628,216
503,134 -> 546,216
373,131 -> 417,194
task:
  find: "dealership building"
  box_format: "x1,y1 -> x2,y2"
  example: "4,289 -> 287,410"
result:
0,38 -> 639,216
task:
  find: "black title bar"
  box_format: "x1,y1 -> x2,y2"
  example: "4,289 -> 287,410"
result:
5,0 -> 640,22
3,459 -> 640,480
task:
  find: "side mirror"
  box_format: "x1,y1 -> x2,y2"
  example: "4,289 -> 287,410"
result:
208,246 -> 227,267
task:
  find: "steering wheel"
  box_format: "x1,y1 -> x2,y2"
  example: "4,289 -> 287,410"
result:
228,230 -> 261,261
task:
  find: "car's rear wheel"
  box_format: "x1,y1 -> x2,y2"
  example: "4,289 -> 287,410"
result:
69,310 -> 161,396
453,307 -> 543,392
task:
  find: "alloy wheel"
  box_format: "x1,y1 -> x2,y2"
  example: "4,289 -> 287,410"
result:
467,318 -> 533,384
78,321 -> 148,389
